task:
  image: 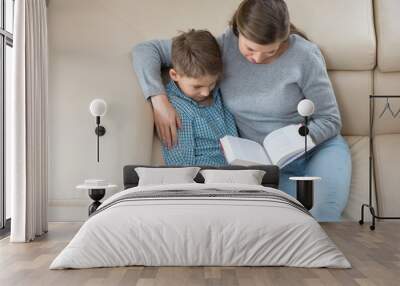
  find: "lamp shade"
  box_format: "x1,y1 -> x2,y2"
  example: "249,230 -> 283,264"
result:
89,99 -> 107,117
297,99 -> 315,117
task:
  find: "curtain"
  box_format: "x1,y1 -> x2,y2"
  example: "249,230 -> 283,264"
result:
9,0 -> 48,242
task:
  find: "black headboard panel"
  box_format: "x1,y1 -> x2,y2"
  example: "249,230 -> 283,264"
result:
123,165 -> 280,189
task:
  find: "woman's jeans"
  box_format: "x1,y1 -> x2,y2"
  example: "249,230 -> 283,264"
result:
279,135 -> 352,222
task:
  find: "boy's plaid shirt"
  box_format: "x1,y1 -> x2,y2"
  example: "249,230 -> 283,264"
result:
162,81 -> 238,166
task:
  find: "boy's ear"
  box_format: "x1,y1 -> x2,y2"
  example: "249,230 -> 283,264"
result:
169,68 -> 179,81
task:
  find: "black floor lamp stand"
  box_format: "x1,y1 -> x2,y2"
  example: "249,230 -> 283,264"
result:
359,95 -> 400,230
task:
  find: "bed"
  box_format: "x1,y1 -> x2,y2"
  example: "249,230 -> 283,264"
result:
50,165 -> 350,269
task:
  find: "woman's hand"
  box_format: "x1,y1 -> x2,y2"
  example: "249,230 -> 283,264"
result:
150,94 -> 181,149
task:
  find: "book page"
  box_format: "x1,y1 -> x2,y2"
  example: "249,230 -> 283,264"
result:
262,124 -> 315,167
220,136 -> 271,166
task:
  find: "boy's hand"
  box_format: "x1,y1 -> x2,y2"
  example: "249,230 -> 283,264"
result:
151,94 -> 182,149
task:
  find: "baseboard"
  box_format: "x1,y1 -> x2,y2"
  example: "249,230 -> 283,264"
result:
48,199 -> 89,222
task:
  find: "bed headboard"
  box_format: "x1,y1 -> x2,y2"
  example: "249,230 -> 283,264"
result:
123,165 -> 280,189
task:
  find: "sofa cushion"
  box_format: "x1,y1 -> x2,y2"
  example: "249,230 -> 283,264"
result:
374,0 -> 400,72
328,71 -> 372,136
342,136 -> 373,221
373,134 -> 400,217
286,0 -> 376,71
371,71 -> 400,134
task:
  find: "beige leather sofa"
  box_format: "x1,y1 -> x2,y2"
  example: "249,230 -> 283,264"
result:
286,0 -> 376,220
47,0 -> 399,221
288,0 -> 400,220
372,0 -> 400,218
151,0 -> 400,221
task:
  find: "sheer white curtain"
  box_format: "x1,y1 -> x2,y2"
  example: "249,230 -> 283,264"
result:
9,0 -> 48,242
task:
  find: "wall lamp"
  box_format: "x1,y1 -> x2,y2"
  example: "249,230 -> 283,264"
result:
89,99 -> 107,162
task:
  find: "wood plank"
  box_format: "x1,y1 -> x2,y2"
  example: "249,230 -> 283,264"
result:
0,222 -> 399,286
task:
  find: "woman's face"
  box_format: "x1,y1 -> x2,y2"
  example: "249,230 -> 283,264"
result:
238,33 -> 284,64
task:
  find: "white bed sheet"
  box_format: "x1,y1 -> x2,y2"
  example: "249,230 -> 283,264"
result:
50,183 -> 350,269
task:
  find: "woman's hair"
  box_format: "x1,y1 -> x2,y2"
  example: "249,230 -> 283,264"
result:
171,29 -> 223,78
230,0 -> 307,45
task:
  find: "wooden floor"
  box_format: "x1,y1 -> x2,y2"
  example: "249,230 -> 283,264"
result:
0,222 -> 399,286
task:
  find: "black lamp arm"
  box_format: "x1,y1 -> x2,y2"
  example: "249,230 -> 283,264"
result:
298,116 -> 310,160
94,116 -> 106,162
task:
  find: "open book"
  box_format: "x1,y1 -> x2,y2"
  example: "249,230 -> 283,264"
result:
220,124 -> 315,168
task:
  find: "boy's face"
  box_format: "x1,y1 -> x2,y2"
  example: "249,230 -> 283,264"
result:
169,69 -> 219,104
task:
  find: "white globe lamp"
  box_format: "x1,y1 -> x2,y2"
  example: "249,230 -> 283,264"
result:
89,99 -> 107,162
297,99 -> 315,157
297,99 -> 315,117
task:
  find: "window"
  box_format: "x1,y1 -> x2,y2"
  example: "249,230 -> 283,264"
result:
0,0 -> 14,234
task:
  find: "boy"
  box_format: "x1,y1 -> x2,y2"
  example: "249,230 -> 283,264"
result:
162,29 -> 238,166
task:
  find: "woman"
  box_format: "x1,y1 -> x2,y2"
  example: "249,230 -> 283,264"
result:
132,0 -> 351,221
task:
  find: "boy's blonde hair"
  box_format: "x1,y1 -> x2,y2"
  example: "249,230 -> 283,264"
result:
171,29 -> 223,78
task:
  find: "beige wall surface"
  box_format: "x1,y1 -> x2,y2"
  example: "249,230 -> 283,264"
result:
47,0 -> 241,221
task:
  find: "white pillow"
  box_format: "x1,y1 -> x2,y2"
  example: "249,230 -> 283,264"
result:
200,169 -> 266,185
135,167 -> 200,186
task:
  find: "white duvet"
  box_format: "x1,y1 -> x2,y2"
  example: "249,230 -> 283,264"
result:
50,183 -> 350,269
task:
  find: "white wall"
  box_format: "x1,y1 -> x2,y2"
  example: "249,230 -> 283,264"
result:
47,0 -> 241,221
